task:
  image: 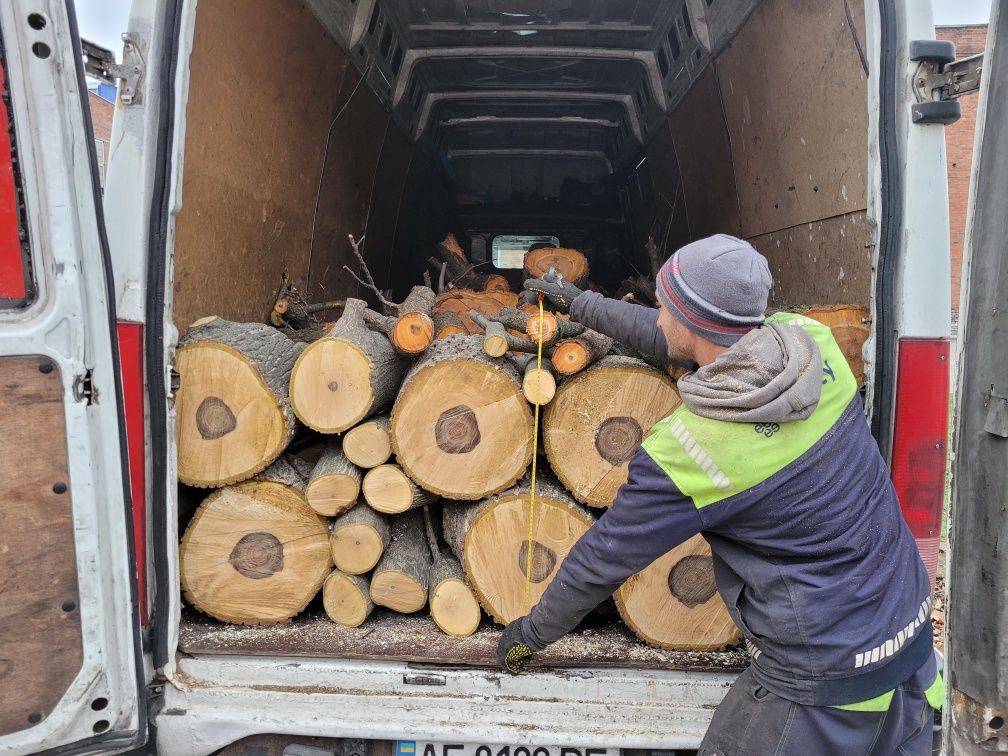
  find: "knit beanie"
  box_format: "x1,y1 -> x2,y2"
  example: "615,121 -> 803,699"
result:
655,234 -> 773,347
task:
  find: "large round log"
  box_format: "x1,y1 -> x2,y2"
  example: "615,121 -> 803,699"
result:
614,535 -> 741,650
289,298 -> 405,433
342,414 -> 393,469
442,475 -> 595,624
176,318 -> 304,487
179,480 -> 332,624
544,356 -> 680,508
369,511 -> 433,613
330,504 -> 390,574
391,335 -> 535,500
305,439 -> 362,517
803,305 -> 870,386
323,570 -> 375,627
523,247 -> 589,288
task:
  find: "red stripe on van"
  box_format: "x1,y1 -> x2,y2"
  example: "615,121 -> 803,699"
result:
118,322 -> 148,625
0,60 -> 25,301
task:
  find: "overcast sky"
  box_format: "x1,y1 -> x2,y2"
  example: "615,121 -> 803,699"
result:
75,0 -> 993,61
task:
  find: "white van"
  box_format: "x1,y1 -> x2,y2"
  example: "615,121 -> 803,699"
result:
0,0 -> 996,753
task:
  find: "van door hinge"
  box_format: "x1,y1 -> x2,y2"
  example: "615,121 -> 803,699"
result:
73,370 -> 96,404
80,33 -> 146,105
909,40 -> 983,125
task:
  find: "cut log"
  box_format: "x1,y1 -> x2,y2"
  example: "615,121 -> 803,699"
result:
305,439 -> 362,517
176,318 -> 304,487
179,480 -> 332,624
482,274 -> 512,294
428,550 -> 482,637
512,354 -> 557,406
323,570 -> 375,627
330,504 -> 390,574
289,298 -> 405,433
443,474 -> 595,624
433,289 -> 519,333
391,335 -> 535,499
432,310 -> 467,340
803,305 -> 870,386
470,310 -> 538,356
392,286 -> 436,354
363,463 -> 439,514
523,247 -> 589,288
525,310 -> 584,345
551,328 -> 614,376
342,414 -> 393,469
615,534 -> 741,650
369,511 -> 432,613
544,356 -> 680,507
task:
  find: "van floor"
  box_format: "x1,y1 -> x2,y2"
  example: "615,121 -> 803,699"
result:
179,609 -> 749,672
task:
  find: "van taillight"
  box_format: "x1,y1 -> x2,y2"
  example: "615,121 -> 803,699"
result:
117,321 -> 148,625
889,338 -> 950,586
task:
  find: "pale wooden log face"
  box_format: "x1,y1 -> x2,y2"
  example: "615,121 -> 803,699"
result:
177,344 -> 288,486
394,361 -> 533,498
323,572 -> 370,627
463,494 -> 593,624
289,339 -> 374,432
431,579 -> 482,637
544,362 -> 680,507
362,465 -> 414,513
331,523 -> 384,574
179,481 -> 332,623
370,570 -> 426,613
343,422 -> 392,468
614,535 -> 740,650
305,475 -> 359,516
524,247 -> 589,284
522,366 -> 556,405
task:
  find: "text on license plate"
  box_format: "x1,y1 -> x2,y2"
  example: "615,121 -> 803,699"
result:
396,743 -> 618,756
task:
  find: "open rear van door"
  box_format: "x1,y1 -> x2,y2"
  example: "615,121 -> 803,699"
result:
0,1 -> 146,753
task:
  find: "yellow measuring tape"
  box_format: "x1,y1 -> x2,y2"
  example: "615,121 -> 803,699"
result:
524,296 -> 546,613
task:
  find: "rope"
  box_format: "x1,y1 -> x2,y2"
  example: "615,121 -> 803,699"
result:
524,296 -> 546,613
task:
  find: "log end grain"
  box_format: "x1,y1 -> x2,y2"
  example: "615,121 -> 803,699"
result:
289,338 -> 376,433
323,571 -> 375,627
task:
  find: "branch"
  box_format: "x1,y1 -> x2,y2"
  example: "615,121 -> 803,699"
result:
345,233 -> 398,313
421,504 -> 440,561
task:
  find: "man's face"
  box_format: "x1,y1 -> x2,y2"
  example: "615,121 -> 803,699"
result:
657,303 -> 695,363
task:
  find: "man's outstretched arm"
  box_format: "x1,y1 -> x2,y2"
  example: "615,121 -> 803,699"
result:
570,290 -> 675,367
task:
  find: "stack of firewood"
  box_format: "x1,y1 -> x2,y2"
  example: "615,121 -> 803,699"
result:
175,233 -> 866,650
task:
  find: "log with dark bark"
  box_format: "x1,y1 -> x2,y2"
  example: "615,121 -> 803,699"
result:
289,299 -> 405,433
369,511 -> 432,613
179,480 -> 332,624
362,286 -> 437,355
254,454 -> 309,491
551,328 -> 614,376
443,473 -> 595,624
362,463 -> 438,514
470,311 -> 539,357
342,414 -> 392,469
432,310 -> 467,340
614,534 -> 741,650
330,504 -> 390,574
523,247 -> 589,288
323,570 -> 375,627
177,317 -> 304,487
421,504 -> 481,637
525,310 -> 584,346
544,356 -> 680,508
305,439 -> 362,516
391,335 -> 535,500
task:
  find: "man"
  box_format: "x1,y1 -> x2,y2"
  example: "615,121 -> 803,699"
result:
499,235 -> 943,755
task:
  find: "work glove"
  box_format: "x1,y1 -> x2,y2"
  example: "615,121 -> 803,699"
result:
497,617 -> 535,674
521,267 -> 584,313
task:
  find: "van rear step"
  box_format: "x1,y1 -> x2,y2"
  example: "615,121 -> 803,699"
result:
179,609 -> 748,672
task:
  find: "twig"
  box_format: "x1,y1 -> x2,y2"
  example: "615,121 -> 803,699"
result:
423,270 -> 432,289
438,262 -> 448,293
345,233 -> 398,313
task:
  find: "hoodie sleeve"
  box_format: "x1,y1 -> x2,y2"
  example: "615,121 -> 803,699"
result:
521,447 -> 703,651
571,291 -> 684,367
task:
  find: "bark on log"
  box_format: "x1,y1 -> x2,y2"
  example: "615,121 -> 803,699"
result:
391,335 -> 535,500
289,298 -> 406,433
432,310 -> 467,340
551,328 -> 614,376
428,549 -> 481,637
523,247 -> 589,288
614,534 -> 741,650
255,454 -> 309,492
179,480 -> 332,624
392,286 -> 436,354
362,463 -> 439,514
544,356 -> 680,507
342,414 -> 393,469
330,504 -> 390,574
369,511 -> 432,613
512,354 -> 557,406
177,318 -> 305,487
305,439 -> 362,516
323,570 -> 375,627
442,473 -> 595,624
470,311 -> 539,356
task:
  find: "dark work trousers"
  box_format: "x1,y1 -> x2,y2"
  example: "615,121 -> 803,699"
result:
697,654 -> 938,756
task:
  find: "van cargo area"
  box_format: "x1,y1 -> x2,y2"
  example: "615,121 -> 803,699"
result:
169,0 -> 870,671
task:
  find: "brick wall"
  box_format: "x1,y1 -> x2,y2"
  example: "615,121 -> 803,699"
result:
936,25 -> 987,318
87,90 -> 114,177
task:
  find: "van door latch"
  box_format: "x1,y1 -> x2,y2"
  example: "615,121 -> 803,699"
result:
909,40 -> 983,125
81,33 -> 146,106
73,370 -> 96,404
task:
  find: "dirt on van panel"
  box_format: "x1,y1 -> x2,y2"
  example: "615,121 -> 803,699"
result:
179,608 -> 749,673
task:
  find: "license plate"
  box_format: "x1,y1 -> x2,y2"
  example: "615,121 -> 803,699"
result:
396,743 -> 618,756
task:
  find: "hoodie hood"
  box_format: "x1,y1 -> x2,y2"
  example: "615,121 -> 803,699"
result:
676,321 -> 823,423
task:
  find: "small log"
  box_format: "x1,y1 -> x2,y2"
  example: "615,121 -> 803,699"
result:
177,318 -> 305,487
432,310 -> 468,340
289,298 -> 406,433
305,439 -> 362,517
370,511 -> 433,613
482,274 -> 512,294
526,312 -> 584,345
470,310 -> 539,357
323,570 -> 375,627
491,306 -> 530,333
544,356 -> 680,507
512,354 -> 557,406
392,286 -> 436,354
551,328 -> 614,376
523,247 -> 589,288
179,480 -> 332,624
330,504 -> 391,574
428,550 -> 482,637
363,463 -> 438,514
342,414 -> 392,469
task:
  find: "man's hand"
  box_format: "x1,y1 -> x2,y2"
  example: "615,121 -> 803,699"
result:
522,267 -> 584,313
497,618 -> 535,674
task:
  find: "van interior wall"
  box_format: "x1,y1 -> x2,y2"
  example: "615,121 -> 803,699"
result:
629,0 -> 871,309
